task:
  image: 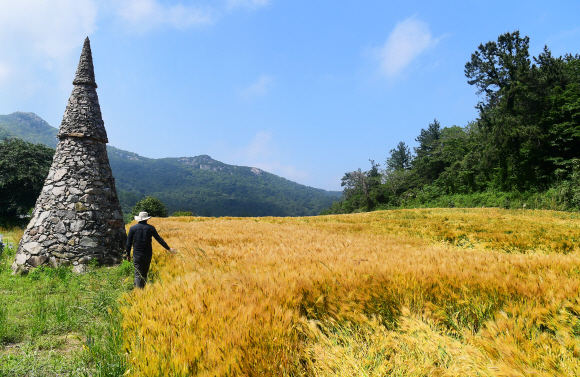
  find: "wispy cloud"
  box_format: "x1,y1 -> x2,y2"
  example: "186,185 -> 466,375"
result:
244,130 -> 273,159
0,0 -> 271,107
116,0 -> 215,32
240,74 -> 274,98
232,131 -> 310,182
0,0 -> 98,101
0,0 -> 98,60
378,16 -> 440,78
226,0 -> 271,11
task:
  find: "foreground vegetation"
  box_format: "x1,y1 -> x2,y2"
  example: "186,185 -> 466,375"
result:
0,227 -> 132,376
120,208 -> 580,376
2,208 -> 580,375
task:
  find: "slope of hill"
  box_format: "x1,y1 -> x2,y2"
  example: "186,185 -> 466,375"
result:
0,112 -> 58,148
1,112 -> 341,217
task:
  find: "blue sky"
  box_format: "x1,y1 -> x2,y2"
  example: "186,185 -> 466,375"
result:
0,0 -> 579,191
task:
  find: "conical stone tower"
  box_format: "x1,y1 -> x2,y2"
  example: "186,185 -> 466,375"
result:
13,38 -> 126,273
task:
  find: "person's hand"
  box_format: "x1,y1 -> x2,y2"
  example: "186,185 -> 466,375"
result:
169,248 -> 177,254
126,255 -> 131,262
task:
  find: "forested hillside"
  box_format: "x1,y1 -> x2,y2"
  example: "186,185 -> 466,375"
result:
0,113 -> 340,217
0,112 -> 58,148
325,31 -> 580,214
108,148 -> 340,217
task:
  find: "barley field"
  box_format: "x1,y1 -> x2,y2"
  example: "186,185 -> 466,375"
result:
121,208 -> 580,376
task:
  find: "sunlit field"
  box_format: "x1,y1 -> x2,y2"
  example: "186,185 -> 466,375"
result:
121,208 -> 580,376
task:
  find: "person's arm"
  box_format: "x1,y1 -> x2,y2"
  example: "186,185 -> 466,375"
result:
125,227 -> 134,261
152,227 -> 172,251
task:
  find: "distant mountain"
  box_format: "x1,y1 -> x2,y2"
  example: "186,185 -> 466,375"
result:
0,112 -> 58,148
1,112 -> 341,218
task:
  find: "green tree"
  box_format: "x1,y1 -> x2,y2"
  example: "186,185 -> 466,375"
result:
413,119 -> 443,183
414,119 -> 441,159
386,141 -> 412,171
130,196 -> 168,218
464,31 -> 533,190
0,138 -> 54,216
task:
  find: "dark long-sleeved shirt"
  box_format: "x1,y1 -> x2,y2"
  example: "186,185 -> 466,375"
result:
125,222 -> 170,258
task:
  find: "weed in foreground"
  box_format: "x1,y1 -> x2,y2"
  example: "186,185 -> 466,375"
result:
0,228 -> 131,376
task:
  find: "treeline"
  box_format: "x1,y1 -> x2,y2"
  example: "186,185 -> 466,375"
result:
324,31 -> 580,214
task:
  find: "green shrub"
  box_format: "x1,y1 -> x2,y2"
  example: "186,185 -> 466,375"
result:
130,196 -> 168,219
172,211 -> 194,217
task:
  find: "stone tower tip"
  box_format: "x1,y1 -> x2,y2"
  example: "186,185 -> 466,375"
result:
58,37 -> 107,142
72,37 -> 97,88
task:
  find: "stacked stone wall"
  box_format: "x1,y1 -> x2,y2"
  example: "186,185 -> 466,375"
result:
14,138 -> 126,271
57,84 -> 108,142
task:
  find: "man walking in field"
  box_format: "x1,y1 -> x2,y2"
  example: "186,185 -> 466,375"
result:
126,212 -> 176,288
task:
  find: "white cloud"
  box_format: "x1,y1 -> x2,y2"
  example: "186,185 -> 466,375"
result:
232,131 -> 310,182
254,160 -> 310,181
0,0 -> 98,60
240,74 -> 274,98
244,130 -> 273,159
116,0 -> 215,32
379,16 -> 439,78
0,0 -> 269,113
226,0 -> 270,10
0,0 -> 98,102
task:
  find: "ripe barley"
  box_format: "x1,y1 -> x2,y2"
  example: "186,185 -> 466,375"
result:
120,209 -> 580,376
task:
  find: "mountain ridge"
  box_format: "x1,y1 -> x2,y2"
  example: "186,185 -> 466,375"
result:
0,112 -> 340,218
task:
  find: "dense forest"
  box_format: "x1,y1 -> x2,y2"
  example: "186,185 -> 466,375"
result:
324,31 -> 580,214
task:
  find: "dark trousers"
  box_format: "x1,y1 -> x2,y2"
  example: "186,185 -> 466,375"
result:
133,254 -> 152,288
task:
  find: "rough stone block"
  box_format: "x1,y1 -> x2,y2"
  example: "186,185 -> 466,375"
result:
70,220 -> 86,232
15,253 -> 28,265
23,242 -> 42,255
52,186 -> 66,196
53,169 -> 68,181
75,203 -> 88,212
80,237 -> 98,247
11,263 -> 26,275
28,256 -> 48,267
54,221 -> 67,234
49,257 -> 59,268
85,187 -> 101,194
34,211 -> 51,227
72,265 -> 88,274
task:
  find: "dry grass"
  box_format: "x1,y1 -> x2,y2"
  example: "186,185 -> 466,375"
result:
0,227 -> 24,247
118,208 -> 580,376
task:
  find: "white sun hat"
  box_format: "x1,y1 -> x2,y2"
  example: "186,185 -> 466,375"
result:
135,211 -> 152,221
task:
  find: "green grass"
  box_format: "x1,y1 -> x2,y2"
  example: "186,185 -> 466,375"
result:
0,233 -> 133,377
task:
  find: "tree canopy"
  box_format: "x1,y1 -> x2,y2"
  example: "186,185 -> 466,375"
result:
130,196 -> 169,220
0,138 -> 54,217
324,31 -> 580,214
